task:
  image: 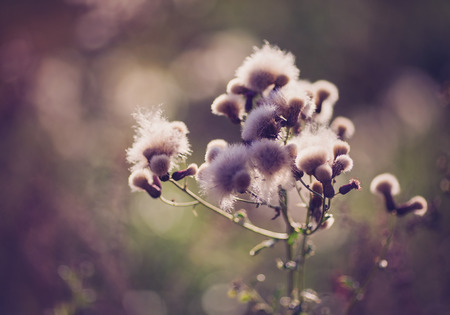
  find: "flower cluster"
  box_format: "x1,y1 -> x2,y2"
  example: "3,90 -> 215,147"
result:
200,42 -> 357,212
125,42 -> 429,314
126,108 -> 196,197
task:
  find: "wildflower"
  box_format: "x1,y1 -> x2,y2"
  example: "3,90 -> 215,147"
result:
265,84 -> 310,127
338,179 -> 361,195
128,169 -> 161,198
396,196 -> 428,216
241,105 -> 280,142
333,140 -> 350,158
126,108 -> 190,176
197,144 -> 251,210
250,139 -> 293,200
172,163 -> 198,181
211,93 -> 245,124
332,155 -> 353,178
235,42 -> 300,93
292,127 -> 337,175
311,80 -> 339,124
205,139 -> 228,163
370,173 -> 400,212
330,116 -> 355,140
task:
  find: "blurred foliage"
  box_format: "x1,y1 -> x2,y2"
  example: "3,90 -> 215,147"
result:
0,0 -> 449,314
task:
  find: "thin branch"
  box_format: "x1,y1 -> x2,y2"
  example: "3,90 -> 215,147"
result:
159,195 -> 199,207
168,179 -> 289,240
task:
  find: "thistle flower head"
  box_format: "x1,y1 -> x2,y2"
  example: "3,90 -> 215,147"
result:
197,144 -> 251,210
333,140 -> 351,158
332,155 -> 353,178
241,104 -> 280,142
211,93 -> 245,124
266,83 -> 310,127
205,139 -> 228,163
126,108 -> 191,174
249,139 -> 294,200
370,173 -> 400,212
250,139 -> 291,176
291,127 -> 337,175
396,196 -> 428,216
311,80 -> 339,124
330,116 -> 355,140
128,169 -> 161,198
370,173 -> 400,196
235,42 -> 300,93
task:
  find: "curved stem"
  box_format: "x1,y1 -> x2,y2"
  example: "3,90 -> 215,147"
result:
168,179 -> 289,240
160,196 -> 199,207
344,215 -> 398,314
299,177 -> 323,199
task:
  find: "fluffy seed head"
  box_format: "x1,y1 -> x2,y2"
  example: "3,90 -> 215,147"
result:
333,140 -> 350,158
396,196 -> 428,216
128,169 -> 151,192
149,154 -> 171,177
314,163 -> 333,182
370,173 -> 401,196
126,108 -> 190,173
235,42 -> 300,93
311,80 -> 339,124
241,105 -> 280,142
332,155 -> 353,177
250,139 -> 291,176
296,146 -> 329,175
232,170 -> 252,193
330,116 -> 355,140
198,144 -> 250,210
226,78 -> 249,95
285,143 -> 298,160
205,139 -> 228,163
211,94 -> 245,124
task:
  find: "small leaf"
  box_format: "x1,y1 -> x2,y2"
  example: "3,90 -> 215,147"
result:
287,231 -> 299,245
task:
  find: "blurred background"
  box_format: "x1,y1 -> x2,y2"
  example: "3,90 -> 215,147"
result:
1,0 -> 449,314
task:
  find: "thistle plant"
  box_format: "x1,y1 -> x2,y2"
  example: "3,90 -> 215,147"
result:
126,42 -> 428,314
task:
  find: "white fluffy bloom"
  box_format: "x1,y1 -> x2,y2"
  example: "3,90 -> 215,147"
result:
250,139 -> 294,200
311,80 -> 339,124
291,127 -> 338,175
241,104 -> 280,142
211,93 -> 245,123
126,108 -> 190,174
235,42 -> 300,93
370,173 -> 401,196
198,145 -> 251,211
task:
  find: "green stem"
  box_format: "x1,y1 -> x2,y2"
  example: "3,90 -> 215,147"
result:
344,215 -> 398,315
278,187 -> 295,297
297,199 -> 312,303
168,179 -> 289,240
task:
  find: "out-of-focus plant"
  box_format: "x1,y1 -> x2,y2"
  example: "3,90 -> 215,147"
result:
125,42 -> 428,314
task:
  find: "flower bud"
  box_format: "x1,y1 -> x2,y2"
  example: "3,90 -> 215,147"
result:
395,196 -> 428,216
333,140 -> 350,158
330,116 -> 355,140
205,139 -> 228,163
211,94 -> 244,124
338,179 -> 361,195
172,163 -> 198,181
332,155 -> 353,178
370,173 -> 400,212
